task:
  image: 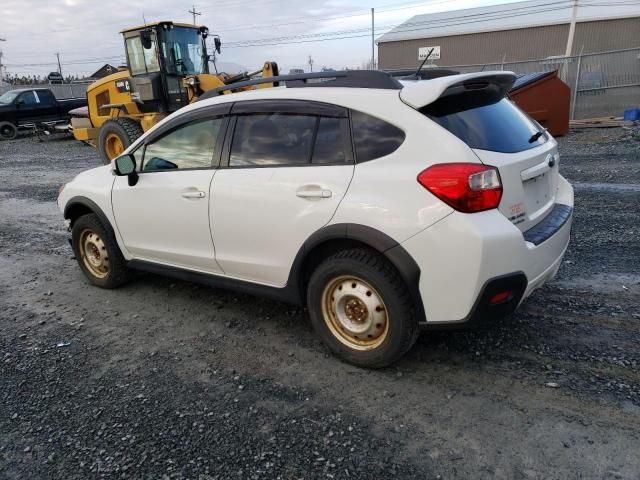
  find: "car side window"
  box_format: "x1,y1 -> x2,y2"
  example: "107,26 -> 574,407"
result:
19,91 -> 38,106
230,113 -> 317,167
351,110 -> 405,163
312,117 -> 348,164
142,118 -> 222,172
37,90 -> 57,106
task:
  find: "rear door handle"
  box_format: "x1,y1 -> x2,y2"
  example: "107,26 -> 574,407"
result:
181,190 -> 206,199
296,188 -> 332,199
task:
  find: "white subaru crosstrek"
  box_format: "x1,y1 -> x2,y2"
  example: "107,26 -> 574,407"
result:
58,70 -> 573,367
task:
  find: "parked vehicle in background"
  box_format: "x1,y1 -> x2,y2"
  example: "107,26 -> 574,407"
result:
57,70 -> 574,367
0,88 -> 86,140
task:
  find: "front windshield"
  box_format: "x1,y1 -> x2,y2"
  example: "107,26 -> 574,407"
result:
161,26 -> 206,76
0,91 -> 20,104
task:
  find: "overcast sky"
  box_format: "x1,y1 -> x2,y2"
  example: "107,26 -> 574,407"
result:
1,0 -> 518,78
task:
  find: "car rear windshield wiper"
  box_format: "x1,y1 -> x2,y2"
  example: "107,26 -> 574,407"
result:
528,128 -> 547,143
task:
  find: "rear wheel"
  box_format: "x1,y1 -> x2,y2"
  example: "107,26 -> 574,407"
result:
0,121 -> 18,140
307,248 -> 418,368
71,213 -> 131,288
98,118 -> 143,164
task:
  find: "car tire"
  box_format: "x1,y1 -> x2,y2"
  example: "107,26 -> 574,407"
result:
98,118 -> 143,164
71,213 -> 131,288
0,121 -> 18,140
307,248 -> 419,368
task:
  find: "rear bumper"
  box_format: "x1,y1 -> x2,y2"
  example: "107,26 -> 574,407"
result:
402,175 -> 573,324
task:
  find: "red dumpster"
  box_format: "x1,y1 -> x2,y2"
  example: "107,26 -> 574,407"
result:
509,70 -> 570,137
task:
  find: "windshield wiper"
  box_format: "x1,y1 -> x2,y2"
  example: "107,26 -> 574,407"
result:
529,128 -> 547,143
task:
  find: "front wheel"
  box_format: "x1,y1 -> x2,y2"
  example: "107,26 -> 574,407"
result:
0,121 -> 18,140
307,248 -> 418,368
71,213 -> 131,288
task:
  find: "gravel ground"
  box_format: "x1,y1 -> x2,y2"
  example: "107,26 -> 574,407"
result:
1,128 -> 639,479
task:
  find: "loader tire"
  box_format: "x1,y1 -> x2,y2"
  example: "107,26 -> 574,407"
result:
98,118 -> 143,164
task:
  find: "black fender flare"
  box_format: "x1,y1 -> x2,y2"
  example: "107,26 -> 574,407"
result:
287,223 -> 426,323
63,196 -> 112,231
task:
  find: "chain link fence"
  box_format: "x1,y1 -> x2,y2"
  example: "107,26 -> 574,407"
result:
2,48 -> 639,119
437,47 -> 640,120
0,82 -> 89,99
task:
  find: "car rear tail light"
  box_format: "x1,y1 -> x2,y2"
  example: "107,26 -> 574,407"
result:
417,163 -> 503,213
489,290 -> 513,304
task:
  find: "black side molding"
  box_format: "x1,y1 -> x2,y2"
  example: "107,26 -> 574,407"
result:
128,260 -> 301,305
523,204 -> 572,246
287,223 -> 426,324
64,196 -> 112,229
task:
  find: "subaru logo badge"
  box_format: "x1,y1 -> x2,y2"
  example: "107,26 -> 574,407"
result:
547,154 -> 556,168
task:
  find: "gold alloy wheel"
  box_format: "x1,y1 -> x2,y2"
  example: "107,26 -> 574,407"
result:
79,229 -> 110,279
321,275 -> 389,351
104,133 -> 125,160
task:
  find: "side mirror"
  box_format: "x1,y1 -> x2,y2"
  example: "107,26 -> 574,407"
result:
214,37 -> 222,54
140,30 -> 153,50
114,154 -> 139,186
16,99 -> 25,107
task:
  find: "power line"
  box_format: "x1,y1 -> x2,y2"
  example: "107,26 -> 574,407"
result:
4,2 -> 575,66
221,0 -> 639,48
223,1 -> 576,47
5,0 -> 637,70
221,0 -> 640,46
212,0 -> 456,33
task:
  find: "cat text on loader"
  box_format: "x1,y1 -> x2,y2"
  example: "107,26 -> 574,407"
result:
71,21 -> 278,163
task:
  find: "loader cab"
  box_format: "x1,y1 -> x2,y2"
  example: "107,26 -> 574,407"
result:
122,21 -> 210,113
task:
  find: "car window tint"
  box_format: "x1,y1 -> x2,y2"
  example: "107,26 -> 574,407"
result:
230,113 -> 316,167
38,90 -> 56,106
351,110 -> 405,162
312,117 -> 347,164
19,91 -> 38,106
142,118 -> 222,171
422,98 -> 546,153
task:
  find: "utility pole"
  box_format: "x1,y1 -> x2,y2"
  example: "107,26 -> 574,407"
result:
308,55 -> 314,72
0,38 -> 5,87
56,52 -> 62,76
564,0 -> 579,57
188,5 -> 201,26
371,8 -> 375,69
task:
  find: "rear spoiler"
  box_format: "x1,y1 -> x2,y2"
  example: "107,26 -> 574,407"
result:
399,71 -> 517,110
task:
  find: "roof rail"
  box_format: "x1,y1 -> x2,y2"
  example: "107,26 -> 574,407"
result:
198,70 -> 402,101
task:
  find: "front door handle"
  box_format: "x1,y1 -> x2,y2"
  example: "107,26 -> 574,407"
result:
181,190 -> 206,199
296,188 -> 332,199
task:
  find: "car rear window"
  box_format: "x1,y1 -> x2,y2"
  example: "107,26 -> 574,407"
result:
422,97 -> 546,153
351,110 -> 405,162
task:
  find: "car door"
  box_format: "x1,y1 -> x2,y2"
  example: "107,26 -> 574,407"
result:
34,90 -> 62,122
111,106 -> 229,273
210,99 -> 355,286
15,91 -> 40,125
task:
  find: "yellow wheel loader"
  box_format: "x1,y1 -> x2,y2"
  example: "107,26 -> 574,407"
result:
72,21 -> 278,163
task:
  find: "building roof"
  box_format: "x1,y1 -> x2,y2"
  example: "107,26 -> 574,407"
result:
89,64 -> 119,79
378,0 -> 640,44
